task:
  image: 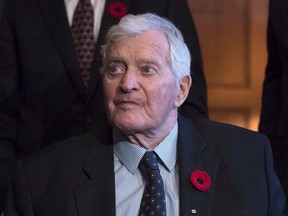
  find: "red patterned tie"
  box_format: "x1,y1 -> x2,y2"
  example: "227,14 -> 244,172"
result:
71,0 -> 95,92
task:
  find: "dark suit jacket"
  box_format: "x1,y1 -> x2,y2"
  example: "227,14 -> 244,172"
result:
259,0 -> 288,137
0,0 -> 207,211
5,115 -> 285,215
258,0 -> 288,213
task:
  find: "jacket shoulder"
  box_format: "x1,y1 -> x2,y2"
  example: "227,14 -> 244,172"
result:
185,115 -> 267,141
180,114 -> 270,154
20,132 -> 98,166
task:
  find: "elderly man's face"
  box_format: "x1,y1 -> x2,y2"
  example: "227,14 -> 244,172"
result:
102,30 -> 184,135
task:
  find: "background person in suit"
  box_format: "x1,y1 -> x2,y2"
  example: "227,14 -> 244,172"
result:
5,13 -> 285,216
0,0 -> 207,212
259,0 -> 288,213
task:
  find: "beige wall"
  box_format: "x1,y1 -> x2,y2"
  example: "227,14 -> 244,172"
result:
188,0 -> 269,131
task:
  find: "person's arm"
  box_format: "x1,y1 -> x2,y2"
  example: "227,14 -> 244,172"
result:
0,0 -> 19,212
259,15 -> 283,134
262,134 -> 286,215
166,0 -> 208,118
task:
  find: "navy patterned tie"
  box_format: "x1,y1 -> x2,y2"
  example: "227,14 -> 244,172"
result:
71,0 -> 95,92
138,151 -> 166,216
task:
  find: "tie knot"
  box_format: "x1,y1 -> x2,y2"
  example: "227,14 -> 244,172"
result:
139,151 -> 159,172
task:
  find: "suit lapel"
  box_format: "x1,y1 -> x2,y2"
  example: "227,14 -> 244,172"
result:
86,0 -> 132,103
95,0 -> 132,50
37,0 -> 86,100
178,116 -> 218,216
73,130 -> 115,216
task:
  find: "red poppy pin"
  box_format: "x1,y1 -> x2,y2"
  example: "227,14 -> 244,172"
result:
190,170 -> 211,191
108,2 -> 127,19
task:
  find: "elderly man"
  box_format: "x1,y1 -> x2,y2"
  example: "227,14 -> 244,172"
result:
5,13 -> 285,216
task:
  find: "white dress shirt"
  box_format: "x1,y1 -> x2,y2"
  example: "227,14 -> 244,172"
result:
113,123 -> 179,216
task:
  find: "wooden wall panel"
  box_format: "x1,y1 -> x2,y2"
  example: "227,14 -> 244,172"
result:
188,0 -> 268,131
189,0 -> 249,87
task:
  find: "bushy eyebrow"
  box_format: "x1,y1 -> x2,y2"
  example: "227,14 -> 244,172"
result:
106,56 -> 160,67
135,58 -> 159,66
104,57 -> 126,67
106,56 -> 125,63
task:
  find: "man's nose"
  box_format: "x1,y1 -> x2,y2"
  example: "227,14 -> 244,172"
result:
119,70 -> 140,93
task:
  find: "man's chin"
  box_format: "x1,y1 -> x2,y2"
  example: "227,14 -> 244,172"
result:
112,118 -> 145,134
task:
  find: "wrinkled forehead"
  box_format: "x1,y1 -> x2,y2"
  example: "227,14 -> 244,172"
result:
106,29 -> 171,61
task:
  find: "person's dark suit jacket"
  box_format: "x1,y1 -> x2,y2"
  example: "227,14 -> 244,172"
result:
0,0 -> 207,211
259,0 -> 288,213
5,115 -> 285,215
259,0 -> 288,141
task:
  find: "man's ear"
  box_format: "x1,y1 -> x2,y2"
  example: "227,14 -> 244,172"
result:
175,75 -> 192,108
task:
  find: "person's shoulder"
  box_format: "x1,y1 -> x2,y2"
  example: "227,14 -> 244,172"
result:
181,114 -> 268,148
20,132 -> 107,168
187,114 -> 262,136
181,115 -> 271,164
14,132 -> 112,197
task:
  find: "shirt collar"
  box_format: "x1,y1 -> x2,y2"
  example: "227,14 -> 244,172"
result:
113,122 -> 178,174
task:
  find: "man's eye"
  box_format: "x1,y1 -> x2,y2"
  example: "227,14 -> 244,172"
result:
108,65 -> 122,74
104,64 -> 124,79
142,66 -> 156,74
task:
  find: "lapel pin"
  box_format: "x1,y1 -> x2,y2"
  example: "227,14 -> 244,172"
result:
108,2 -> 127,19
190,170 -> 211,191
191,209 -> 198,214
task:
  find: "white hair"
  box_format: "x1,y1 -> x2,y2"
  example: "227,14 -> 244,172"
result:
100,13 -> 191,83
